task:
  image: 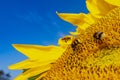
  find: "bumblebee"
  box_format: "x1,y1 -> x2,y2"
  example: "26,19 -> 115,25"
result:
93,31 -> 105,40
71,38 -> 81,51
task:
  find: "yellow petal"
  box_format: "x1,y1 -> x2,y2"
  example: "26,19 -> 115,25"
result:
9,59 -> 55,70
57,12 -> 95,30
12,44 -> 64,61
86,0 -> 116,18
70,32 -> 79,35
14,64 -> 51,80
105,0 -> 120,6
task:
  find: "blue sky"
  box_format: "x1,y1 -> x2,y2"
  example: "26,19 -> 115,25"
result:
0,0 -> 88,79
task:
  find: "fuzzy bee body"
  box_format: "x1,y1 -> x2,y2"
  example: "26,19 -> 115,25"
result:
71,39 -> 80,50
93,31 -> 105,40
71,37 -> 81,51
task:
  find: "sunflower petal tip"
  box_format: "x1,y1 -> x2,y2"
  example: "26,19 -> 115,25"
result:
8,65 -> 14,70
56,11 -> 61,17
56,11 -> 59,14
12,44 -> 16,47
8,66 -> 11,69
12,44 -> 21,47
70,32 -> 79,35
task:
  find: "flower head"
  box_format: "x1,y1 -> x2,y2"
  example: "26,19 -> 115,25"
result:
9,0 -> 120,80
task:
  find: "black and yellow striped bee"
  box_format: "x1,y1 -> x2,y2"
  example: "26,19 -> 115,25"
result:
71,38 -> 81,51
93,31 -> 105,40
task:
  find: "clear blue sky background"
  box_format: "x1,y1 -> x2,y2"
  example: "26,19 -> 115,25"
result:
0,0 -> 88,79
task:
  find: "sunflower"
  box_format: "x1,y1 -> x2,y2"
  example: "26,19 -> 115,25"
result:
9,0 -> 120,80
